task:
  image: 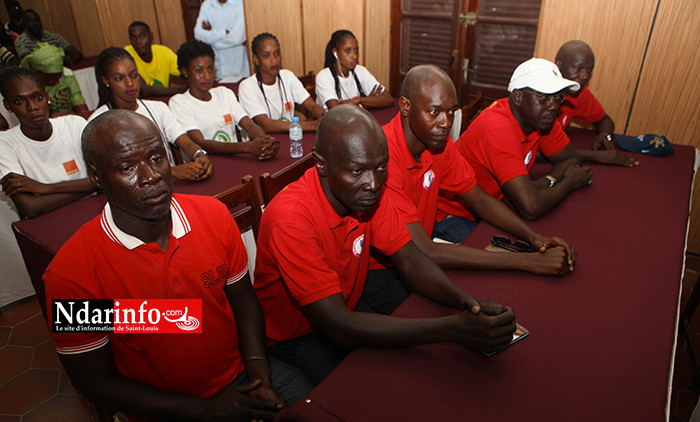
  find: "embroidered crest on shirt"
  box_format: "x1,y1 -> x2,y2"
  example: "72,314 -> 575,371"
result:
524,150 -> 533,166
213,130 -> 232,143
352,234 -> 364,258
423,170 -> 435,190
561,115 -> 569,127
63,159 -> 78,175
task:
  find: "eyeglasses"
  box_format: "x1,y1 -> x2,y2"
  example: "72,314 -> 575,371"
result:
490,235 -> 533,253
522,88 -> 567,106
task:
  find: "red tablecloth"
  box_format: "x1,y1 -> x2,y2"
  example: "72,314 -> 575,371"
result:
277,128 -> 696,422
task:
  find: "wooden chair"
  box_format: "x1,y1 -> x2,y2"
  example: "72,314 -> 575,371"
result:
214,175 -> 263,239
460,91 -> 484,134
169,143 -> 184,165
297,71 -> 316,101
259,152 -> 316,206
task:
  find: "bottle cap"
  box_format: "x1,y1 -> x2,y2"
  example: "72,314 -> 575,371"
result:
292,117 -> 300,123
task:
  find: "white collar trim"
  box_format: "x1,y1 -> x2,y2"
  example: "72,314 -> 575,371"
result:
100,197 -> 190,250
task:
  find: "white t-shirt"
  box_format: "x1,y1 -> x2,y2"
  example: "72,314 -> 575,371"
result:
315,65 -> 382,109
0,115 -> 88,184
238,69 -> 311,122
169,86 -> 248,143
89,100 -> 187,164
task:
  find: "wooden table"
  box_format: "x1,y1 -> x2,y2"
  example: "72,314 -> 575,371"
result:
277,129 -> 697,422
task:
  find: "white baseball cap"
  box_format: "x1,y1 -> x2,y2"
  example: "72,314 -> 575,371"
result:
508,58 -> 580,94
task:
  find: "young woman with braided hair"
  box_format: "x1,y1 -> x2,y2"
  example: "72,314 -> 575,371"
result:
89,47 -> 213,181
238,32 -> 324,133
315,29 -> 393,110
170,40 -> 279,159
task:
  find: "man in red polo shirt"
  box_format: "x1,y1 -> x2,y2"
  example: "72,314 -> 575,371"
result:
555,40 -> 618,151
380,64 -> 574,275
441,58 -> 608,222
254,105 -> 517,385
44,110 -> 311,421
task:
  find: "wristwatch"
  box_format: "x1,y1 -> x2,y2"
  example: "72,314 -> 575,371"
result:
194,149 -> 208,159
544,175 -> 557,188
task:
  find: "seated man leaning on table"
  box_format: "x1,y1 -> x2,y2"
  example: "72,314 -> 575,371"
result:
439,58 -> 635,222
44,110 -> 313,421
254,104 -> 517,386
555,40 -> 619,151
378,63 -> 575,275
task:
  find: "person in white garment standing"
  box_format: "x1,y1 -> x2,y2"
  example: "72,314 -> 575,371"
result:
194,0 -> 250,81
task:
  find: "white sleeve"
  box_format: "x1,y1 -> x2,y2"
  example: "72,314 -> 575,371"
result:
314,68 -> 338,108
355,65 -> 381,96
237,76 -> 268,118
0,129 -> 22,177
149,102 -> 186,145
87,105 -> 108,123
61,116 -> 89,175
212,0 -> 247,49
194,1 -> 224,44
282,70 -> 311,105
169,94 -> 200,132
222,88 -> 249,125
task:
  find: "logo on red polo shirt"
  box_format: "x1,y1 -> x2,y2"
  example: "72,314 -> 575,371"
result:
352,234 -> 364,257
423,170 -> 435,190
524,150 -> 533,166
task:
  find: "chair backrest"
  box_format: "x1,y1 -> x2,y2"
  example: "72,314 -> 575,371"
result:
214,175 -> 263,239
169,143 -> 184,165
298,71 -> 316,101
460,91 -> 484,134
259,152 -> 316,206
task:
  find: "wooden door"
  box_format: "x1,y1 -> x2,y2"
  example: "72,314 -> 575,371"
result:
390,0 -> 541,105
460,0 -> 542,105
389,0 -> 460,97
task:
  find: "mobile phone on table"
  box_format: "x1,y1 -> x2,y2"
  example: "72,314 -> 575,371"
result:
481,323 -> 529,356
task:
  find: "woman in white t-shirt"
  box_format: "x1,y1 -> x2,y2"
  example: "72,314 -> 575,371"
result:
238,33 -> 324,133
89,47 -> 213,182
315,29 -> 393,110
0,67 -> 95,218
170,40 -> 279,160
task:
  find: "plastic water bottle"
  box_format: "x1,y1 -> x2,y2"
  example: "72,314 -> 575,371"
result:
289,117 -> 303,158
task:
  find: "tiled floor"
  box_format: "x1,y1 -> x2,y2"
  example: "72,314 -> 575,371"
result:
0,297 -> 99,421
1,254 -> 700,421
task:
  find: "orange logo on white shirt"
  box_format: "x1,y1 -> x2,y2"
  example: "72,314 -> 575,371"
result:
223,114 -> 233,124
63,160 -> 78,175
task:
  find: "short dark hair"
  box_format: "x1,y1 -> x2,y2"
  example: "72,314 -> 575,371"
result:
0,66 -> 44,99
128,20 -> 150,33
176,40 -> 215,71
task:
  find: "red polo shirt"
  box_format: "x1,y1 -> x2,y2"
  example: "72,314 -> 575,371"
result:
45,194 -> 249,398
557,86 -> 606,129
437,98 -> 569,220
254,168 -> 412,343
382,113 -> 477,234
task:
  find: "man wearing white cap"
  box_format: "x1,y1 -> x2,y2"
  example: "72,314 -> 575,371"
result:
439,58 -> 595,221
